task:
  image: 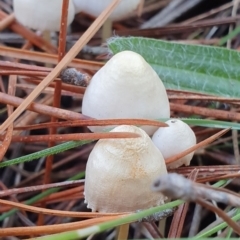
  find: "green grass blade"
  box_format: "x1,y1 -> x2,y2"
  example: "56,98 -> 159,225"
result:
0,140 -> 91,168
178,118 -> 240,129
219,25 -> 240,46
194,211 -> 240,238
108,37 -> 240,98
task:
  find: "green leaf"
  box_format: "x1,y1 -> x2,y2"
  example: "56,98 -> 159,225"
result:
178,118 -> 240,130
108,37 -> 240,98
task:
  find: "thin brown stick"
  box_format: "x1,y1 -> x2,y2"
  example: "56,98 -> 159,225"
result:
182,2 -> 233,24
173,165 -> 240,176
1,131 -> 140,143
0,91 -> 88,121
0,76 -> 16,161
23,78 -> 86,95
116,16 -> 240,37
198,172 -> 240,183
0,180 -> 85,197
0,199 -> 128,218
170,103 -> 240,121
0,70 -> 49,76
14,119 -> 168,130
0,46 -> 103,70
168,94 -> 240,103
0,217 -> 119,236
45,0 -> 69,183
43,1 -> 69,216
0,13 -> 15,31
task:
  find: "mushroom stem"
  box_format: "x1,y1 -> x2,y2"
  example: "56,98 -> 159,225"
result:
159,219 -> 166,238
42,30 -> 53,67
101,19 -> 112,42
117,224 -> 129,240
137,0 -> 145,16
42,30 -> 51,42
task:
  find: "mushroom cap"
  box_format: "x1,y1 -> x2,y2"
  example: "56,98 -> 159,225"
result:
13,0 -> 75,31
82,50 -> 170,135
152,119 -> 196,169
84,125 -> 168,213
73,0 -> 141,19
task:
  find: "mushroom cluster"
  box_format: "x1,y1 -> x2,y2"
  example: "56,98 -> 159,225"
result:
83,50 -> 197,213
14,0 -> 197,218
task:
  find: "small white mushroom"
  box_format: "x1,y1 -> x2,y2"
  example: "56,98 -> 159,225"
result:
13,0 -> 75,31
84,125 -> 168,213
152,119 -> 196,169
82,50 -> 170,135
73,0 -> 141,20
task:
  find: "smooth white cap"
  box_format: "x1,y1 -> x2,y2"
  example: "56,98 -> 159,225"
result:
152,119 -> 196,169
73,0 -> 141,19
13,0 -> 75,31
84,125 -> 168,213
82,50 -> 170,135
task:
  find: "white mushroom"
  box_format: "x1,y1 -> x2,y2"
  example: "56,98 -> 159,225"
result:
73,0 -> 141,20
82,50 -> 170,135
73,0 -> 142,41
13,0 -> 75,31
84,125 -> 168,213
152,119 -> 196,169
